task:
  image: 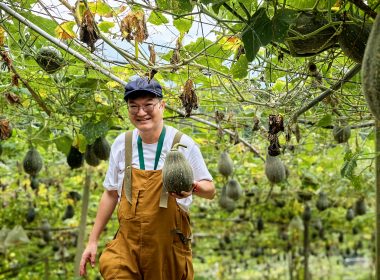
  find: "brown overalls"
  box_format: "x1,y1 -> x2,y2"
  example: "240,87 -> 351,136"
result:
99,130 -> 194,280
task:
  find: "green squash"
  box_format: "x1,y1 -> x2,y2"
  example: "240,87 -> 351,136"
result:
93,137 -> 110,160
85,144 -> 100,166
162,143 -> 194,194
219,185 -> 236,212
226,179 -> 243,200
265,154 -> 286,184
36,46 -> 66,74
217,151 -> 233,177
332,125 -> 351,143
23,147 -> 43,176
361,13 -> 380,121
67,146 -> 84,169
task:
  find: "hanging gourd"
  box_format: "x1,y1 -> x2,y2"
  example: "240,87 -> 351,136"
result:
217,151 -> 234,177
162,143 -> 194,194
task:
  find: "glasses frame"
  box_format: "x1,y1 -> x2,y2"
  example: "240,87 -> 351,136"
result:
127,100 -> 162,115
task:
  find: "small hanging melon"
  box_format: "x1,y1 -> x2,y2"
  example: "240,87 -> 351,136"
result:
67,146 -> 84,169
361,13 -> 380,121
219,185 -> 236,212
265,153 -> 286,184
162,143 -> 194,194
93,137 -> 110,160
23,147 -> 43,176
332,125 -> 351,143
85,144 -> 100,166
226,179 -> 243,200
217,151 -> 233,177
36,46 -> 66,74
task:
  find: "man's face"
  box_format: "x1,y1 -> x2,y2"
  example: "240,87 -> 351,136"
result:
127,95 -> 165,132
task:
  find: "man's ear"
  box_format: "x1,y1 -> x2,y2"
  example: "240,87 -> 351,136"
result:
160,100 -> 166,110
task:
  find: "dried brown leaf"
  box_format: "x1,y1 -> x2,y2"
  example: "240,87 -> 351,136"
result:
5,92 -> 21,105
179,79 -> 198,117
0,119 -> 12,140
79,9 -> 99,52
120,11 -> 148,43
148,44 -> 156,65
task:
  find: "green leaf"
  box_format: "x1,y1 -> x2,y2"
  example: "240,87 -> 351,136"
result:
88,0 -> 113,17
242,8 -> 272,62
98,21 -> 115,33
54,135 -> 73,155
272,9 -> 297,43
80,119 -> 111,144
156,0 -> 194,13
148,11 -> 169,25
316,114 -> 332,127
173,16 -> 194,33
341,150 -> 359,179
231,55 -> 248,79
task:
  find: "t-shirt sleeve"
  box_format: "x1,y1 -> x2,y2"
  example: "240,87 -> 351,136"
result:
103,135 -> 123,193
185,144 -> 213,182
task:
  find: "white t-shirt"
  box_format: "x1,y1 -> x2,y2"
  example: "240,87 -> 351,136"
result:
103,125 -> 213,211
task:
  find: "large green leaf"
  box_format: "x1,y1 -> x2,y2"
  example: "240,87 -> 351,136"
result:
173,16 -> 193,34
242,8 -> 272,62
54,134 -> 73,155
80,119 -> 111,144
231,55 -> 248,79
148,11 -> 169,25
98,21 -> 115,33
272,9 -> 297,43
156,0 -> 194,13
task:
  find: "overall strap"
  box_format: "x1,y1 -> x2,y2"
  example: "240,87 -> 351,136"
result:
159,130 -> 183,208
123,131 -> 133,204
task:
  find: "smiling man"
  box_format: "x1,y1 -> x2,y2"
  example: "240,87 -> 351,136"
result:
79,76 -> 215,279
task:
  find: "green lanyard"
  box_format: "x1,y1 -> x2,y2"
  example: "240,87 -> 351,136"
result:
137,126 -> 166,170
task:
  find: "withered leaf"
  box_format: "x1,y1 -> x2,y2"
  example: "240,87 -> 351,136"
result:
5,92 -> 21,105
79,9 -> 99,52
120,11 -> 148,43
0,119 -> 12,140
179,79 -> 198,117
148,44 -> 156,65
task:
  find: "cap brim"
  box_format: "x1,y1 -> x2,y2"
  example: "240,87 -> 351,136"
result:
124,89 -> 163,101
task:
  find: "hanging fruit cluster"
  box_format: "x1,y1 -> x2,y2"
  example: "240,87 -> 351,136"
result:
67,136 -> 110,169
179,79 -> 198,117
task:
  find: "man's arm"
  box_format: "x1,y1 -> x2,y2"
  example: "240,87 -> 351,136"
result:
192,180 -> 215,199
79,189 -> 119,276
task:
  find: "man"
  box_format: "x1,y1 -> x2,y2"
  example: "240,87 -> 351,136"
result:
79,76 -> 215,279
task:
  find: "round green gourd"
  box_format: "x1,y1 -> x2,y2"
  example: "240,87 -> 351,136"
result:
362,13 -> 380,121
265,153 -> 286,184
226,179 -> 243,200
338,23 -> 372,63
85,144 -> 100,166
219,185 -> 236,212
316,192 -> 329,211
93,137 -> 110,160
162,143 -> 194,194
23,147 -> 43,176
36,46 -> 66,74
354,197 -> 366,216
67,146 -> 84,169
217,151 -> 233,177
332,125 -> 351,143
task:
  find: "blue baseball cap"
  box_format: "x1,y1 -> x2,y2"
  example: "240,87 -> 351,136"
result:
124,77 -> 163,101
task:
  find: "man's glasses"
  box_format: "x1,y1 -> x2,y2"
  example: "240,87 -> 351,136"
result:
127,101 -> 161,115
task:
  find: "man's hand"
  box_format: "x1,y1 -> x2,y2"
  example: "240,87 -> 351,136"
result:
79,242 -> 98,276
169,181 -> 198,199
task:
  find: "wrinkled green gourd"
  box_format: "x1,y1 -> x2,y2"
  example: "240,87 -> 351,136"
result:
93,137 -> 110,160
226,179 -> 243,200
316,192 -> 329,211
338,23 -> 372,63
219,185 -> 236,212
354,197 -> 366,216
265,154 -> 286,184
362,13 -> 380,121
36,46 -> 66,74
85,144 -> 100,166
162,143 -> 194,194
217,151 -> 233,177
333,125 -> 351,143
23,148 -> 43,176
346,208 -> 355,221
67,146 -> 84,169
